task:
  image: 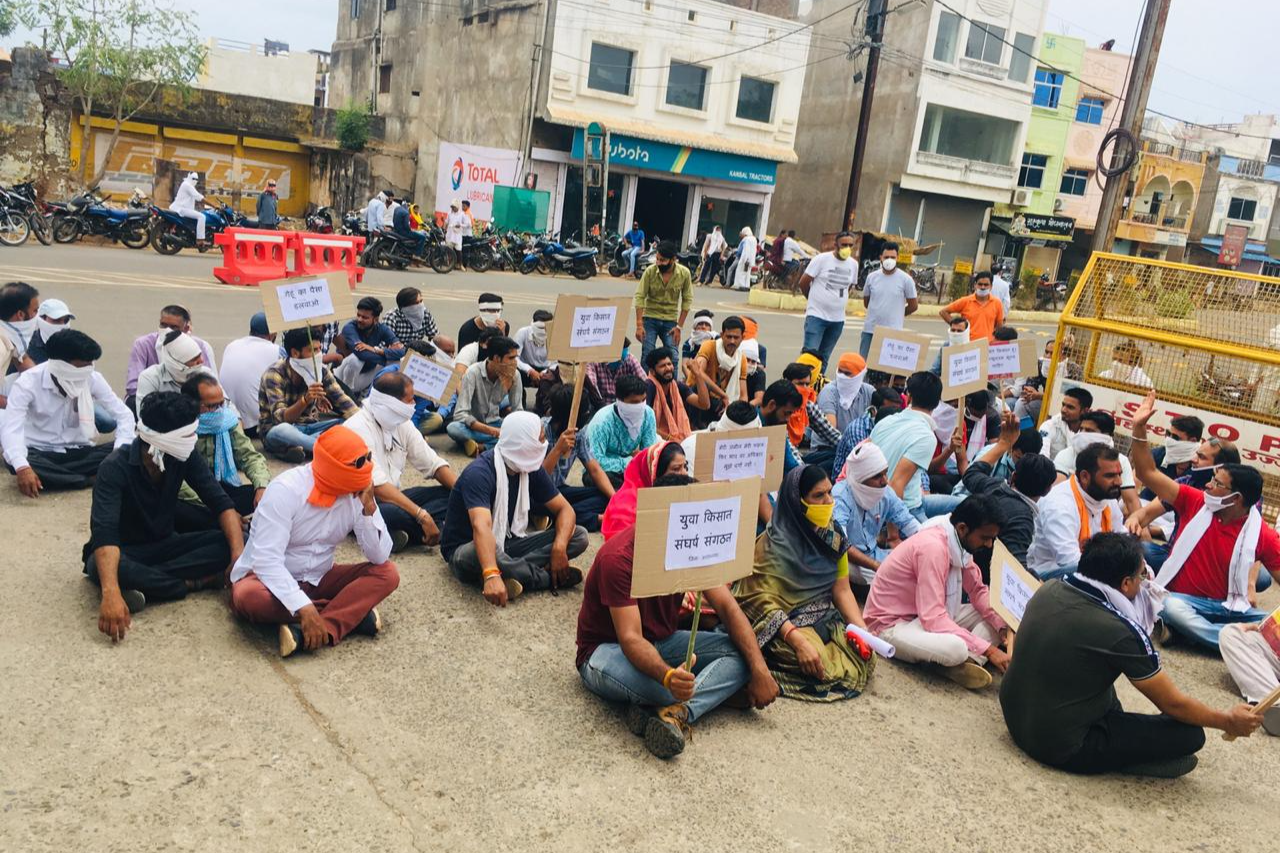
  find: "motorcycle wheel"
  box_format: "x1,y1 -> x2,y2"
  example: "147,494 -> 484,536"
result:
29,213 -> 52,246
151,227 -> 183,255
120,220 -> 150,249
468,249 -> 493,273
359,245 -> 379,268
0,211 -> 31,246
519,258 -> 537,275
536,256 -> 552,275
571,258 -> 595,280
430,245 -> 456,274
51,216 -> 81,245
608,262 -> 624,277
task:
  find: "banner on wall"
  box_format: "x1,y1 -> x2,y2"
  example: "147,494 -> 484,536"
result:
434,142 -> 522,221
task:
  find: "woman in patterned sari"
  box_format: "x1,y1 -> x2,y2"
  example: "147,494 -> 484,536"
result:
732,463 -> 875,701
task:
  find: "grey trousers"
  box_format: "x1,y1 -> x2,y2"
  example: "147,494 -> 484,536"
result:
448,525 -> 589,592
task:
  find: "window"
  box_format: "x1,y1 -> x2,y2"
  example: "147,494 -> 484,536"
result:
666,62 -> 708,111
1269,139 -> 1280,166
1228,197 -> 1257,221
587,43 -> 634,96
736,76 -> 775,123
964,21 -> 1004,65
918,104 -> 1019,166
385,0 -> 396,9
1076,97 -> 1104,124
350,0 -> 360,17
378,63 -> 392,94
1263,261 -> 1280,278
1060,168 -> 1090,195
1018,153 -> 1048,188
1033,69 -> 1063,108
933,11 -> 960,63
1007,32 -> 1035,82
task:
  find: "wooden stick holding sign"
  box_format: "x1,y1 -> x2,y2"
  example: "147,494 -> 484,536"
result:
545,294 -> 633,430
1224,684 -> 1280,741
1225,604 -> 1280,740
259,272 -> 355,380
865,326 -> 933,377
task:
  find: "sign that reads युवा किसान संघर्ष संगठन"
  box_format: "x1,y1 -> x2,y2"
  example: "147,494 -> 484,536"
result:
277,279 -> 335,324
946,347 -> 982,389
570,306 -> 618,349
666,496 -> 741,570
713,436 -> 769,482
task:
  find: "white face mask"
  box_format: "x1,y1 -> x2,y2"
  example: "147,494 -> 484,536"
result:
529,320 -> 548,345
1071,432 -> 1113,454
835,373 -> 861,403
402,303 -> 426,324
3,316 -> 38,351
615,400 -> 647,437
851,480 -> 887,512
1038,357 -> 1051,377
289,357 -> 318,385
1201,491 -> 1239,513
975,288 -> 991,298
691,327 -> 714,344
746,359 -> 760,376
38,318 -> 69,341
366,388 -> 416,432
947,329 -> 970,346
480,311 -> 502,328
881,258 -> 897,272
1162,439 -> 1199,465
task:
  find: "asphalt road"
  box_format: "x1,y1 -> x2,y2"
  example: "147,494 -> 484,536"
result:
1,242 -> 1273,853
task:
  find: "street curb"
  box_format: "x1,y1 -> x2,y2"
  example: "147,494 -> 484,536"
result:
744,287 -> 1062,323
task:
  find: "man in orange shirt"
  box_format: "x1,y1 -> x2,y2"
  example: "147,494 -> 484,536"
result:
939,271 -> 1004,342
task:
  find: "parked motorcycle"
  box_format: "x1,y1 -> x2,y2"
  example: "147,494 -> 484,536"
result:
521,237 -> 597,279
148,201 -> 242,254
307,206 -> 338,234
2,183 -> 53,245
340,210 -> 367,238
1034,273 -> 1068,310
52,190 -> 150,248
360,225 -> 456,273
460,229 -> 499,273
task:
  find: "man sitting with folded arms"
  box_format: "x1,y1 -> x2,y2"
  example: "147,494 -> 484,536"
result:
586,374 -> 658,488
1128,391 -> 1280,651
337,296 -> 406,396
576,472 -> 779,760
346,372 -> 456,552
176,373 -> 271,527
86,392 -> 245,641
543,384 -> 614,533
645,347 -> 709,443
1001,533 -> 1262,777
1026,444 -> 1125,581
259,327 -> 359,462
230,426 -> 400,658
440,411 -> 589,606
448,334 -> 524,458
1051,409 -> 1140,517
3,329 -> 134,497
863,495 -> 1009,690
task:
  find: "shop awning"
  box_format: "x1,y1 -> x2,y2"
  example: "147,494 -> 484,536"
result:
548,104 -> 798,164
1198,235 -> 1280,265
570,129 -> 778,187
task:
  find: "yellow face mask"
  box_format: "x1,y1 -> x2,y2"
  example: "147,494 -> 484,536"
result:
803,499 -> 835,528
837,247 -> 853,260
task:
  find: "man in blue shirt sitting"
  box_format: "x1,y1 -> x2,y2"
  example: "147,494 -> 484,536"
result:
338,297 -> 406,396
393,198 -> 426,257
623,220 -> 646,277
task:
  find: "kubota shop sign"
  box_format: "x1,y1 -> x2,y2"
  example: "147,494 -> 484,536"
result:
434,142 -> 522,221
570,130 -> 777,186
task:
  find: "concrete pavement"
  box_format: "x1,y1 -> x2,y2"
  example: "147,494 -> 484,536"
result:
1,243 -> 1274,853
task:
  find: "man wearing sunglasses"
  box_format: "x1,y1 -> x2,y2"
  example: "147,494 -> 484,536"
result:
229,425 -> 400,657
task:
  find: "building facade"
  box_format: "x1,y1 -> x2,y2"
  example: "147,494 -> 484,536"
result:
1112,139 -> 1207,262
197,39 -> 324,106
1188,154 -> 1280,276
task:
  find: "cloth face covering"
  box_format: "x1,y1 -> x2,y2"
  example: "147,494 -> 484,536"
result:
160,333 -> 203,384
3,317 -> 38,355
47,360 -> 97,442
491,411 -> 547,550
308,425 -> 372,507
615,400 -> 647,439
529,321 -> 548,345
842,440 -> 889,509
1163,439 -> 1199,465
1071,432 -> 1112,454
402,303 -> 426,326
365,389 -> 416,443
289,357 -> 319,385
714,337 -> 743,400
137,419 -> 198,472
197,406 -> 243,486
478,303 -> 503,327
37,318 -> 68,342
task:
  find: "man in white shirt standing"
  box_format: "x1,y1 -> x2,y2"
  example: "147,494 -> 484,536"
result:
3,329 -> 134,496
699,225 -> 726,285
730,227 -> 757,291
798,230 -> 859,373
1026,443 -> 1125,581
219,311 -> 280,438
446,199 -> 468,253
992,266 -> 1012,317
229,425 -> 400,658
859,241 -> 919,359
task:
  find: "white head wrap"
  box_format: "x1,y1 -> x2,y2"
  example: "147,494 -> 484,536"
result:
47,360 -> 98,442
364,389 -> 416,450
491,412 -> 548,549
160,332 -> 203,384
844,441 -> 889,511
137,419 -> 198,471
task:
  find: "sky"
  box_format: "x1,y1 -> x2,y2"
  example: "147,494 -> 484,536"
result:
11,0 -> 1280,124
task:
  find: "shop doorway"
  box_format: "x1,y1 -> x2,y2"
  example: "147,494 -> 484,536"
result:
632,176 -> 689,246
560,167 -> 623,242
697,195 -> 760,245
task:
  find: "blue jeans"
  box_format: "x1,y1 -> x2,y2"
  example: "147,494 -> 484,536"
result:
641,317 -> 677,365
263,419 -> 341,455
624,246 -> 643,274
803,315 -> 845,373
93,403 -> 117,434
909,493 -> 964,523
1161,593 -> 1267,652
1037,563 -> 1078,582
446,418 -> 502,450
578,630 -> 749,723
859,331 -> 874,360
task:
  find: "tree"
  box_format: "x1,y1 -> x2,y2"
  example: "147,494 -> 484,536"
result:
335,101 -> 370,152
0,2 -> 18,36
20,0 -> 205,189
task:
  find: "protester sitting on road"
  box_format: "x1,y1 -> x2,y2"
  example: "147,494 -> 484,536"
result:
1026,444 -> 1126,580
26,297 -> 74,365
1139,414 -> 1204,497
448,335 -> 524,457
1051,409 -> 1141,517
741,339 -> 766,408
2,329 -> 133,496
645,347 -> 709,443
868,371 -> 952,522
576,472 -> 778,759
690,316 -> 748,421
790,355 -> 842,466
85,391 -> 245,641
134,330 -> 214,414
440,411 -> 590,606
384,286 -> 454,357
258,327 -> 359,462
1221,621 -> 1280,734
586,374 -> 658,488
1128,438 -> 1240,570
176,374 -> 271,528
455,325 -> 502,368
585,338 -> 645,406
1000,532 -> 1263,777
830,387 -> 899,479
218,311 -> 280,439
457,293 -> 510,350
733,464 -> 876,701
681,309 -> 716,365
863,495 -> 1009,690
815,352 -> 872,445
951,426 -> 1042,497
600,440 -> 688,541
1127,392 -> 1279,652
832,441 -> 920,586
514,309 -> 553,382
680,400 -> 760,469
1038,386 -> 1091,459
229,425 -> 400,658
542,384 -> 614,533
124,304 -> 217,409
336,297 -> 405,396
0,281 -> 39,377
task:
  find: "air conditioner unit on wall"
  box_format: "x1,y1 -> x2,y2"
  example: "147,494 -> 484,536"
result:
1011,189 -> 1031,206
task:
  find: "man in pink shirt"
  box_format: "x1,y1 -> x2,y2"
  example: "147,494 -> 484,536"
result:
864,495 -> 1009,689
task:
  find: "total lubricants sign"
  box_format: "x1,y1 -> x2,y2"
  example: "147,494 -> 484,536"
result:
434,142 -> 522,221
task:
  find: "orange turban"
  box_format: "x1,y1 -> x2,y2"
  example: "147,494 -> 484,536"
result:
838,352 -> 866,375
308,425 -> 372,507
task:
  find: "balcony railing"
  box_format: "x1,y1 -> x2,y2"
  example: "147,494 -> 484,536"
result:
915,150 -> 1015,179
1124,212 -> 1189,230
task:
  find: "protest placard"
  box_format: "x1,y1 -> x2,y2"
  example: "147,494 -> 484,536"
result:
401,351 -> 465,404
987,339 -> 1037,380
259,273 -> 353,333
865,327 -> 932,376
988,539 -> 1041,631
691,424 -> 787,492
630,478 -> 760,598
545,294 -> 632,363
940,339 -> 989,400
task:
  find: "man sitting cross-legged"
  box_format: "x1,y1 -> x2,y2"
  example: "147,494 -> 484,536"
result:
259,327 -> 359,461
346,372 -> 456,552
576,472 -> 779,759
229,425 -> 400,658
440,411 -> 589,606
2,329 -> 134,497
85,391 -> 245,641
176,373 -> 272,528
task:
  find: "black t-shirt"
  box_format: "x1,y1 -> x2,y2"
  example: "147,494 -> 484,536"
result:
439,449 -> 559,559
746,368 -> 767,401
456,318 -> 511,350
999,578 -> 1161,765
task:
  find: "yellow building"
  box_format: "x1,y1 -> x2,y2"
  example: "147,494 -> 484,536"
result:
1114,140 -> 1207,261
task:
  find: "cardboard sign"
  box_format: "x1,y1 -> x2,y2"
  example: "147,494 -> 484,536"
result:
630,478 -> 761,598
691,424 -> 787,492
401,352 -> 466,404
953,257 -> 974,276
259,273 -> 353,333
865,326 -> 932,376
987,339 -> 1037,380
1261,605 -> 1280,659
545,294 -> 632,363
940,339 -> 989,400
988,539 -> 1041,631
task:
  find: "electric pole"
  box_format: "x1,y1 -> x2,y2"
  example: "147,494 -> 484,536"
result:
841,0 -> 886,231
1091,0 -> 1172,254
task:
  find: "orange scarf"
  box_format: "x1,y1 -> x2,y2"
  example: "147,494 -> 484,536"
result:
308,425 -> 372,507
787,385 -> 815,447
1069,474 -> 1111,548
649,374 -> 691,442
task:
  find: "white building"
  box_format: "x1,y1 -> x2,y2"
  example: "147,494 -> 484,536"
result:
197,38 -> 322,106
